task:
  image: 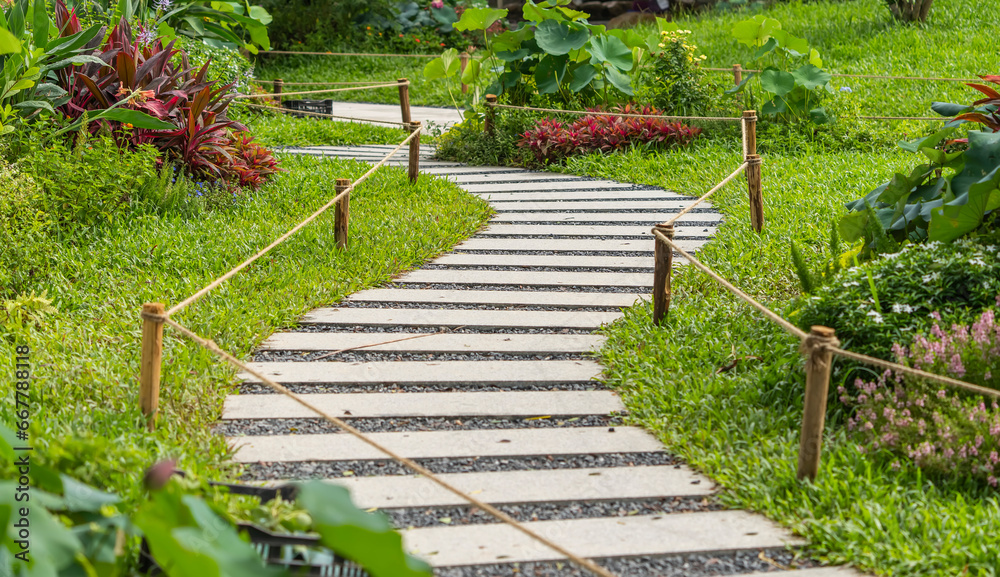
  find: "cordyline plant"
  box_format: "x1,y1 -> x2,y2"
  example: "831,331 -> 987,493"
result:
933,74 -> 1000,135
53,1 -> 279,189
519,104 -> 700,163
841,301 -> 1000,487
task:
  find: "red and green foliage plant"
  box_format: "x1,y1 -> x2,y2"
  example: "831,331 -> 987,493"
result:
519,104 -> 701,163
933,74 -> 1000,134
52,1 -> 278,190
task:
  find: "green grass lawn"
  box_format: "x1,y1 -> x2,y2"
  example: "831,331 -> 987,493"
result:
0,153 -> 490,508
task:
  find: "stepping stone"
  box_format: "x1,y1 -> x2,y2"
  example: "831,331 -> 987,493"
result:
433,254 -> 654,270
491,200 -> 698,211
230,426 -> 663,462
347,289 -> 642,308
462,181 -> 637,193
399,270 -> 652,289
745,569 -> 867,577
300,308 -> 621,329
479,224 -> 714,238
239,360 -> 602,386
455,238 -> 661,253
260,332 -> 607,353
477,190 -> 688,202
421,166 -> 534,175
223,390 -> 623,419
401,511 -> 804,567
326,466 -> 714,508
444,173 -> 588,184
491,212 -> 722,224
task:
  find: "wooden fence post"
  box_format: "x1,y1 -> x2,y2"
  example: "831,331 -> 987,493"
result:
733,63 -> 743,108
274,78 -> 284,106
139,303 -> 165,431
743,110 -> 763,233
652,224 -> 674,325
334,178 -> 350,249
460,52 -> 470,94
484,94 -> 497,135
398,78 -> 412,126
797,326 -> 838,481
408,121 -> 421,184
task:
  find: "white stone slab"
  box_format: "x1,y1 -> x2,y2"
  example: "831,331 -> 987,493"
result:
446,173 -> 587,184
300,308 -> 621,329
455,238 -> 672,253
223,390 -> 623,420
238,360 -> 602,385
327,466 -> 713,508
476,190 -> 686,202
230,426 -> 662,463
261,332 -> 607,353
421,167 -> 532,175
399,270 -> 652,288
491,200 -> 698,211
491,212 -> 723,223
744,569 -> 867,577
434,254 -> 654,270
479,224 -> 714,238
347,289 -> 643,308
402,511 -> 803,567
461,181 -> 637,193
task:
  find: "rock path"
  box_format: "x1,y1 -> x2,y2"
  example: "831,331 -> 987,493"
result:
222,145 -> 863,576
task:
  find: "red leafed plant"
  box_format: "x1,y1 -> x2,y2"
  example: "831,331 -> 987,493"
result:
227,133 -> 283,190
933,74 -> 1000,134
519,104 -> 701,163
53,1 -> 279,190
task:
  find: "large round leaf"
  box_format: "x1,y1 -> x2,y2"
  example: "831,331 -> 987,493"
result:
791,64 -> 832,90
604,65 -> 634,95
453,7 -> 507,32
568,63 -> 598,92
535,20 -> 589,56
759,67 -> 795,97
588,35 -> 632,72
423,49 -> 461,80
535,54 -> 568,94
731,15 -> 781,48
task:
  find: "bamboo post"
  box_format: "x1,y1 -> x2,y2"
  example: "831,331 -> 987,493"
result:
797,326 -> 838,481
652,224 -> 674,325
398,78 -> 412,126
743,110 -> 763,233
274,78 -> 283,106
733,63 -> 743,108
484,94 -> 497,135
460,52 -> 470,94
139,302 -> 165,431
334,178 -> 350,249
408,121 -> 421,184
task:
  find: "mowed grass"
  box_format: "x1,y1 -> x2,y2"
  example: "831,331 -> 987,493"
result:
0,154 -> 491,507
234,106 -> 410,146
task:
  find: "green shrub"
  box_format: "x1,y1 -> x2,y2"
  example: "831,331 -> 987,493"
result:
795,236 -> 1000,358
638,28 -> 716,116
436,109 -> 537,166
0,162 -> 53,296
179,37 -> 257,93
256,0 -> 395,50
24,136 -> 162,235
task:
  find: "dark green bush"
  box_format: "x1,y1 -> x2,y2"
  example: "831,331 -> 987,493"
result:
794,235 -> 1000,358
0,162 -> 53,296
257,0 -> 395,50
436,109 -> 537,167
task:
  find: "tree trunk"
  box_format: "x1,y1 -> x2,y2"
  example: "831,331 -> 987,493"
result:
887,0 -> 933,22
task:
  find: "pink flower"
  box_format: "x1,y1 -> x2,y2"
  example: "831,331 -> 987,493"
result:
431,0 -> 444,8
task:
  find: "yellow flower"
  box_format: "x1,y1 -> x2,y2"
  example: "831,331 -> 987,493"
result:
658,43 -> 665,48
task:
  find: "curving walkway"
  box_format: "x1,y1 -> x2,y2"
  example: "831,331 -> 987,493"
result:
220,145 -> 862,576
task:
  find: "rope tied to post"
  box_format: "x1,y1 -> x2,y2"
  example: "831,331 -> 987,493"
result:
799,329 -> 840,368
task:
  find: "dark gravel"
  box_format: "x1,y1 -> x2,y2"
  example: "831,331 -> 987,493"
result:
294,325 -> 597,334
389,283 -> 644,294
385,497 -> 721,529
253,351 -> 588,363
492,207 -> 718,215
434,550 -> 814,577
336,301 -> 631,311
241,453 -> 677,480
218,415 -> 622,436
238,382 -> 601,394
418,265 -> 653,273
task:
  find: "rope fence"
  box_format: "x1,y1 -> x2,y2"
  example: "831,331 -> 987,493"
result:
648,182 -> 1000,480
233,81 -> 406,100
703,66 -> 980,83
254,79 -> 394,86
258,50 -> 439,58
238,101 -> 410,127
134,116 -> 620,577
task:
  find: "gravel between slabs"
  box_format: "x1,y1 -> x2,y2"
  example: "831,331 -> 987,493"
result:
384,496 -> 721,529
217,415 -> 622,436
434,549 -> 814,577
294,325 -> 597,334
253,351 -> 589,363
241,453 -> 677,480
389,283 -> 644,294
417,265 -> 653,273
238,382 -> 602,394
336,301 -> 629,311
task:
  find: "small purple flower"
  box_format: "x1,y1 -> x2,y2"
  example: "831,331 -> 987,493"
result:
136,25 -> 157,46
155,0 -> 173,11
